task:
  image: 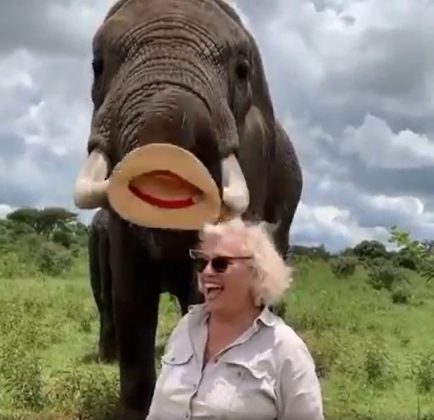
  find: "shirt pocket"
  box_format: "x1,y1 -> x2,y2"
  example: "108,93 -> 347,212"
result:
222,357 -> 277,418
157,344 -> 197,394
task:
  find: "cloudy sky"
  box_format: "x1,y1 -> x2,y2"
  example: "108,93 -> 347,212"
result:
1,0 -> 434,252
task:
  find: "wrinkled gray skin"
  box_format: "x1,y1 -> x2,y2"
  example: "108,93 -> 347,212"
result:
73,0 -> 302,418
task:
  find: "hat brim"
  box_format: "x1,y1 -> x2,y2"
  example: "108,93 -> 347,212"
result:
107,143 -> 222,230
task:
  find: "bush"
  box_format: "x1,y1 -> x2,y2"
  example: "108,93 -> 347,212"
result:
34,242 -> 74,277
52,230 -> 73,248
292,255 -> 311,279
394,248 -> 417,270
363,341 -> 395,389
354,240 -> 388,261
330,257 -> 357,279
0,252 -> 33,279
391,284 -> 411,304
301,331 -> 339,379
412,353 -> 434,394
366,261 -> 406,291
48,365 -> 119,420
0,336 -> 45,411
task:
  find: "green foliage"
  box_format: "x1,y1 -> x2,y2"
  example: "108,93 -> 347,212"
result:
48,365 -> 118,420
0,206 -> 88,279
0,252 -> 34,279
292,255 -> 312,278
330,257 -> 357,279
300,330 -> 339,379
0,341 -> 45,412
272,299 -> 287,319
354,240 -> 388,261
35,242 -> 74,277
391,283 -> 412,304
412,353 -> 434,394
389,226 -> 434,284
1,223 -> 434,419
292,244 -> 330,260
6,207 -> 78,237
363,341 -> 395,388
394,247 -> 417,270
52,230 -> 73,248
366,260 -> 406,291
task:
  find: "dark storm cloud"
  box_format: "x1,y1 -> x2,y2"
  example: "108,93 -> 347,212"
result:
0,177 -> 39,207
0,131 -> 27,162
1,0 -> 434,251
0,0 -> 104,57
0,140 -> 83,209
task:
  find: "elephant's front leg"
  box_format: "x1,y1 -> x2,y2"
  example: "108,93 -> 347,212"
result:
110,217 -> 160,419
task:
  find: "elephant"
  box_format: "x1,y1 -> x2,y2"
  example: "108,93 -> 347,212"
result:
88,207 -> 117,363
73,0 -> 303,418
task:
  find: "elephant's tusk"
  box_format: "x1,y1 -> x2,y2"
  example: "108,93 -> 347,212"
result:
73,149 -> 110,209
221,154 -> 250,215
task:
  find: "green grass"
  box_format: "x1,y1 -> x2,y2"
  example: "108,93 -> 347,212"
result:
1,259 -> 433,419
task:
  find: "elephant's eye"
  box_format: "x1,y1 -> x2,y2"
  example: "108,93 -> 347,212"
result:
92,57 -> 104,79
235,59 -> 250,81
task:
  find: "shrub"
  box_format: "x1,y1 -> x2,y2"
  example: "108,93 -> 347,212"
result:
0,337 -> 45,411
52,229 -> 73,248
363,341 -> 395,389
366,261 -> 406,291
412,353 -> 434,394
292,255 -> 311,279
391,284 -> 411,304
330,257 -> 357,279
0,252 -> 32,279
301,331 -> 339,379
354,240 -> 388,261
34,242 -> 74,277
48,365 -> 119,420
394,248 -> 417,270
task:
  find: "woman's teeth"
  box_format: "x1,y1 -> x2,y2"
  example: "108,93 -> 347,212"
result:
204,283 -> 223,299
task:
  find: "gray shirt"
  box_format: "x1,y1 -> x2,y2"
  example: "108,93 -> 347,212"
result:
147,303 -> 324,420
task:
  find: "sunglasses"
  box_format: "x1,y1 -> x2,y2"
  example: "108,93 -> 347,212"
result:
189,249 -> 252,273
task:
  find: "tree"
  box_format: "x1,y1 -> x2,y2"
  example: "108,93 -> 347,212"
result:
353,240 -> 388,261
6,207 -> 78,237
389,226 -> 434,284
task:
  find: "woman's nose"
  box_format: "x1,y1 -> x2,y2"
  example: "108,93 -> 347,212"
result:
201,257 -> 222,277
201,261 -> 214,276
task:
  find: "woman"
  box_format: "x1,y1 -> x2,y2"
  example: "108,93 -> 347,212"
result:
147,217 -> 324,419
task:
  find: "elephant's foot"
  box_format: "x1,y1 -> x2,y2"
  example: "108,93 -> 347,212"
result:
110,402 -> 147,420
98,326 -> 118,363
98,342 -> 117,364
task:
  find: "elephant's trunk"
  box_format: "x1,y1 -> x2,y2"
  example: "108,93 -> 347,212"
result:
73,87 -> 249,217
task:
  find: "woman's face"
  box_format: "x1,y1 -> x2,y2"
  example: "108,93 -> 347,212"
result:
191,232 -> 256,316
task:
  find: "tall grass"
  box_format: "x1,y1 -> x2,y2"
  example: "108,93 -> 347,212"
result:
0,257 -> 433,419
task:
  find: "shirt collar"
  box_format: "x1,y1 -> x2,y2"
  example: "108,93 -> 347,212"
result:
187,303 -> 277,328
255,305 -> 277,327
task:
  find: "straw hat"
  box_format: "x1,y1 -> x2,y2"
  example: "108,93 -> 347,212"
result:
107,143 -> 223,230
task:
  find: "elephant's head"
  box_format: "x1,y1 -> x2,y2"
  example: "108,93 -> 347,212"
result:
73,0 -> 277,224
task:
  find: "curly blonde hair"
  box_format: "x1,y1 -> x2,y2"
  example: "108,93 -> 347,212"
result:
197,217 -> 293,307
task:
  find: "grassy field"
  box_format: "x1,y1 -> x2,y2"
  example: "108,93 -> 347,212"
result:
0,256 -> 434,419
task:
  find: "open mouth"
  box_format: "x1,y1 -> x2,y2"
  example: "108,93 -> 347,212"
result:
129,170 -> 203,209
204,283 -> 224,300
